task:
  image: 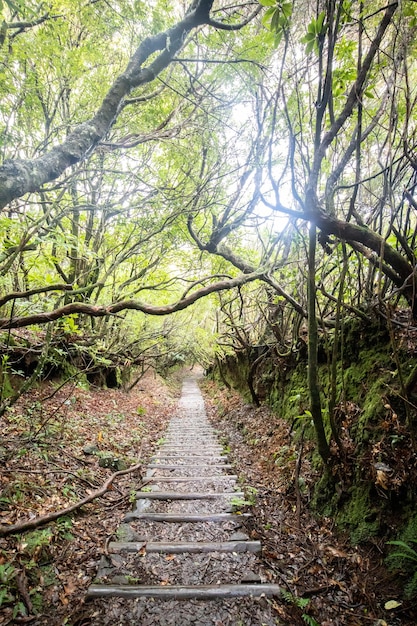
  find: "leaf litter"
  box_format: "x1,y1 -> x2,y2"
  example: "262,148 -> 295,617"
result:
0,370 -> 416,624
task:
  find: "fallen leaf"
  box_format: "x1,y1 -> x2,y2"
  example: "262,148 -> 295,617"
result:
64,580 -> 77,595
325,545 -> 348,558
384,600 -> 401,610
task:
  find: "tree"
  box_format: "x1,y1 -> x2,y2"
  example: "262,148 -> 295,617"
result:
1,0 -> 417,461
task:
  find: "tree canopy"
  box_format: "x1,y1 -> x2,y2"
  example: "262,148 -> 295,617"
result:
1,0 -> 417,454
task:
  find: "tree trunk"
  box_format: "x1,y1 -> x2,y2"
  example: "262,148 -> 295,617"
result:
307,224 -> 331,463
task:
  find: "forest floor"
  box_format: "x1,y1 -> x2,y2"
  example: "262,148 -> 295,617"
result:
0,368 -> 415,625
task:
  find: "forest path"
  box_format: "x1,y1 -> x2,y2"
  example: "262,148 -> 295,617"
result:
86,374 -> 281,624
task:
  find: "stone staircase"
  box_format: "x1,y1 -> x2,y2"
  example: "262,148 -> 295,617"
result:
86,376 -> 280,623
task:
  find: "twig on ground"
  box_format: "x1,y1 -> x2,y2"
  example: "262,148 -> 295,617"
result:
16,569 -> 33,614
0,461 -> 143,537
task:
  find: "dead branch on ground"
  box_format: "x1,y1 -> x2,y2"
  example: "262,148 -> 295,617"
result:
0,461 -> 143,537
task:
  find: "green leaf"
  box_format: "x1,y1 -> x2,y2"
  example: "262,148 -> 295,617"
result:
261,6 -> 275,27
270,7 -> 281,33
259,0 -> 276,6
316,10 -> 326,32
273,31 -> 282,47
301,32 -> 316,43
305,39 -> 316,55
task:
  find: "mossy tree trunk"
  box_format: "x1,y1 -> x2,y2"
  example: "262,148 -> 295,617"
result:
308,224 -> 331,463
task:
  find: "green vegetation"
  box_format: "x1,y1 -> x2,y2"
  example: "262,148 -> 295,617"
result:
0,519 -> 73,618
0,0 -> 417,615
386,539 -> 417,598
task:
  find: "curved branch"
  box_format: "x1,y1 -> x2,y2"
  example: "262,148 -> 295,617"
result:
0,272 -> 262,329
0,462 -> 143,537
0,284 -> 73,309
207,5 -> 261,30
312,211 -> 417,313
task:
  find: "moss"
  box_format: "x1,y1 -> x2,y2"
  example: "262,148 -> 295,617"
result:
213,317 -> 416,544
310,470 -> 339,517
396,511 -> 417,546
0,369 -> 14,398
269,366 -> 309,422
337,485 -> 380,544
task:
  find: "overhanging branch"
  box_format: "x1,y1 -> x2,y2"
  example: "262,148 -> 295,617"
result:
0,272 -> 262,329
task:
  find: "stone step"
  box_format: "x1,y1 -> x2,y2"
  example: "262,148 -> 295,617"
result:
124,512 -> 251,522
135,491 -> 244,500
161,448 -> 223,453
107,540 -> 261,554
143,475 -> 238,482
87,583 -> 281,600
166,429 -> 216,432
161,428 -> 218,436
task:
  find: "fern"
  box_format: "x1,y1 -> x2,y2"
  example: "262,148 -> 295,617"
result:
281,589 -> 309,609
386,539 -> 417,598
386,539 -> 417,564
302,614 -> 321,626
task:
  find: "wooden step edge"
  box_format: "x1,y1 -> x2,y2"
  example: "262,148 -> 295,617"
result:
150,454 -> 228,465
144,475 -> 238,482
158,437 -> 224,448
86,583 -> 281,599
165,429 -> 216,432
157,448 -> 224,452
123,512 -> 251,523
161,449 -> 224,453
147,464 -> 232,469
135,491 -> 244,500
107,540 -> 261,554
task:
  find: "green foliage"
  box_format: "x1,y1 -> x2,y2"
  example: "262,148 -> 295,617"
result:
0,518 -> 72,617
386,539 -> 417,598
58,315 -> 82,336
302,615 -> 321,626
260,0 -> 292,46
230,495 -> 252,509
281,590 -> 320,625
300,11 -> 327,55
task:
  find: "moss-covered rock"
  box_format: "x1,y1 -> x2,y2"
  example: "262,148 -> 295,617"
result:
213,316 -> 416,545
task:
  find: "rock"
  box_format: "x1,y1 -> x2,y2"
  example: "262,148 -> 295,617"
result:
229,531 -> 249,541
240,571 -> 262,583
98,455 -> 127,470
83,444 -> 99,455
109,575 -> 133,585
116,523 -> 145,542
95,554 -> 124,580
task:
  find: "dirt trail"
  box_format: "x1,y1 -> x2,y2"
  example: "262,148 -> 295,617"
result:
86,374 -> 281,624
